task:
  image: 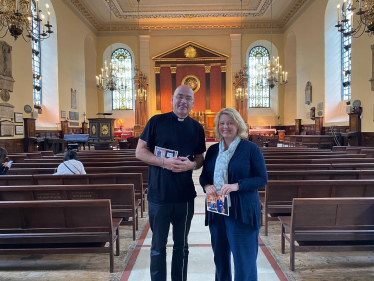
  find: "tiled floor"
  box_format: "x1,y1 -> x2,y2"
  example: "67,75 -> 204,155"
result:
124,167 -> 283,281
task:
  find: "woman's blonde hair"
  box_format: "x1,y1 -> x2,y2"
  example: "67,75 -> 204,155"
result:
214,108 -> 248,140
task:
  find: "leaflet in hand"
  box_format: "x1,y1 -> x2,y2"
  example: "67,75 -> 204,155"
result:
154,146 -> 178,158
207,193 -> 229,216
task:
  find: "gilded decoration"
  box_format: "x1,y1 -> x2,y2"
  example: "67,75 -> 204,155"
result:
205,66 -> 211,73
182,75 -> 200,93
220,65 -> 227,72
170,67 -> 177,74
184,46 -> 197,58
154,67 -> 161,74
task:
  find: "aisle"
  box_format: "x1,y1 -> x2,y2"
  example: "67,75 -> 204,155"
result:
122,168 -> 285,281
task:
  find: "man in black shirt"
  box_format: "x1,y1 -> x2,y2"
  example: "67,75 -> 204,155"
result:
136,85 -> 206,281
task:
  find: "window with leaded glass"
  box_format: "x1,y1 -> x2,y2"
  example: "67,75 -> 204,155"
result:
341,4 -> 351,101
31,0 -> 42,105
248,46 -> 270,108
112,48 -> 133,110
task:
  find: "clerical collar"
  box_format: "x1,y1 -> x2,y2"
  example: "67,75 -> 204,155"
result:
172,111 -> 187,122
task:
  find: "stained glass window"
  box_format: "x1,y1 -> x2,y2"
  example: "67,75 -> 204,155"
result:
341,5 -> 351,101
248,46 -> 270,108
112,48 -> 133,110
31,0 -> 42,105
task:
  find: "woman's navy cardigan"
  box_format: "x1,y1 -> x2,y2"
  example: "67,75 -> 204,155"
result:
199,139 -> 268,229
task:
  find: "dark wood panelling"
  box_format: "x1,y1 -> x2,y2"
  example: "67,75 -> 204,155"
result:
0,139 -> 24,153
362,133 -> 374,147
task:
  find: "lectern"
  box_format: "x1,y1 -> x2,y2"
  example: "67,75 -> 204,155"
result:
88,113 -> 115,150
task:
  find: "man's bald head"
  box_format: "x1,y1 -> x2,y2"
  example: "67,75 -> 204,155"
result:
171,85 -> 195,118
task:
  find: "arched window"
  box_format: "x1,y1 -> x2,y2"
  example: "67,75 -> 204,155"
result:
112,48 -> 133,110
31,0 -> 42,105
248,46 -> 270,108
341,4 -> 351,101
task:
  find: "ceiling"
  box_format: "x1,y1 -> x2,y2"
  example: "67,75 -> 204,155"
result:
67,0 -> 310,32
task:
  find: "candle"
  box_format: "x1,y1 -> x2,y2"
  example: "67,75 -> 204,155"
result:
359,0 -> 362,10
337,4 -> 340,23
36,0 -> 39,16
16,0 -> 18,10
105,60 -> 107,68
101,68 -> 104,76
47,12 -> 50,23
41,15 -> 45,32
46,4 -> 49,15
96,76 -> 99,85
285,72 -> 288,81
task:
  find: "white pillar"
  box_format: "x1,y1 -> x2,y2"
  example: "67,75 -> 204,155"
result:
230,34 -> 242,77
139,35 -> 150,77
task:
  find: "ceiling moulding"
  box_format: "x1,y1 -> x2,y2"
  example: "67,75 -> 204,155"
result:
69,0 -> 101,29
96,22 -> 284,32
69,0 -> 308,32
108,0 -> 271,19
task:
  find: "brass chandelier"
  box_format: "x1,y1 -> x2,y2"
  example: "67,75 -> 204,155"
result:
262,0 -> 287,89
133,0 -> 147,104
0,0 -> 53,42
96,0 -> 126,92
336,0 -> 374,37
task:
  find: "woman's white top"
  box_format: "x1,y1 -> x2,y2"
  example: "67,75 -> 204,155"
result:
54,160 -> 86,175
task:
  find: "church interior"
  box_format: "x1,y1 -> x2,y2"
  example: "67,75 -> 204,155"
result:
0,0 -> 374,280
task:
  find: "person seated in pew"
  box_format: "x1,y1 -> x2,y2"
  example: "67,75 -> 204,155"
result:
0,147 -> 11,175
54,150 -> 86,175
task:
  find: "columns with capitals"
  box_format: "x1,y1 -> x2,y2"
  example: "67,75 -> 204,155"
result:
170,66 -> 177,94
221,64 -> 226,108
205,65 -> 211,110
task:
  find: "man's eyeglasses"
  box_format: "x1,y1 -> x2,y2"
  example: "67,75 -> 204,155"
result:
175,95 -> 194,102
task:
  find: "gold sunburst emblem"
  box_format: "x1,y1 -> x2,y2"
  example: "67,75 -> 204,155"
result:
101,125 -> 109,135
184,46 -> 197,58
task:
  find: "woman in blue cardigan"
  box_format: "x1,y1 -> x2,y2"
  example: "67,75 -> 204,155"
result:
200,108 -> 268,281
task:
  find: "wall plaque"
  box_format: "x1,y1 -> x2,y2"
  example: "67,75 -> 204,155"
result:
0,120 -> 14,136
305,81 -> 312,105
0,102 -> 14,119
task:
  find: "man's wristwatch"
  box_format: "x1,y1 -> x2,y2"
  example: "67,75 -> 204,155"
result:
193,161 -> 197,170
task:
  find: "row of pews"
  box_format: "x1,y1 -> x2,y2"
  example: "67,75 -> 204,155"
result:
0,149 -> 145,273
259,146 -> 374,271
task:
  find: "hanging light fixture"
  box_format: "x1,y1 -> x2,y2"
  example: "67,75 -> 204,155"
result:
336,0 -> 374,38
0,0 -> 53,42
262,0 -> 288,89
233,0 -> 248,102
96,0 -> 126,92
133,0 -> 147,103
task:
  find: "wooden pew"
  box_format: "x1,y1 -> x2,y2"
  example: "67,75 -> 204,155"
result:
0,200 -> 121,273
279,198 -> 374,271
0,173 -> 145,218
11,161 -> 147,169
0,184 -> 139,240
262,179 -> 374,236
263,154 -> 365,159
266,163 -> 374,170
264,158 -> 374,164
